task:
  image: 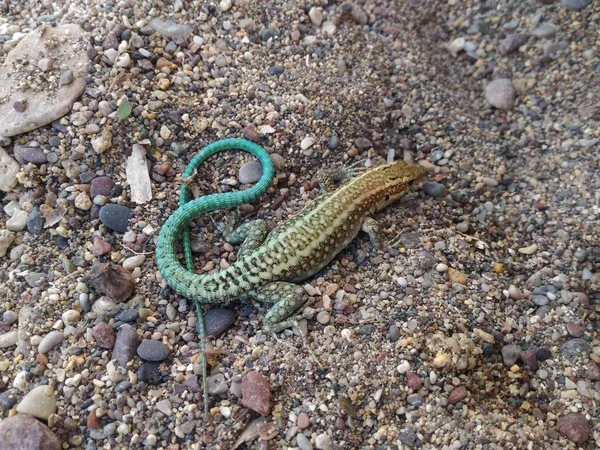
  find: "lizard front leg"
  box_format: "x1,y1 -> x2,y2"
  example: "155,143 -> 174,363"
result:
249,282 -> 324,369
362,216 -> 383,249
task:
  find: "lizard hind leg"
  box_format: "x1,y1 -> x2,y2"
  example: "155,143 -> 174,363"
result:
250,282 -> 324,369
316,162 -> 366,192
223,219 -> 269,258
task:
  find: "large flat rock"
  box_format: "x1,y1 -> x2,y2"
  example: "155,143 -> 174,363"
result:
0,24 -> 88,137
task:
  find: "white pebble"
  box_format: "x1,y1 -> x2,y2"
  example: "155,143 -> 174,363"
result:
447,37 -> 465,56
160,125 -> 171,140
315,433 -> 332,450
397,360 -> 411,374
322,21 -> 336,36
123,254 -> 146,270
0,331 -> 18,348
62,310 -> 81,324
116,53 -> 131,68
301,136 -> 315,150
309,7 -> 323,26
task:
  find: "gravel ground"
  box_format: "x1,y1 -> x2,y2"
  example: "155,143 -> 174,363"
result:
0,0 -> 598,449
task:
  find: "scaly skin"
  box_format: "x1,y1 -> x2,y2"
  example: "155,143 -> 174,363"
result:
156,138 -> 427,332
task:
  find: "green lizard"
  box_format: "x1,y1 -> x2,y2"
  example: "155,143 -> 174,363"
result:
155,137 -> 427,413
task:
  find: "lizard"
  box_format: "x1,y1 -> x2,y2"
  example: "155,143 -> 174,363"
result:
155,137 -> 428,413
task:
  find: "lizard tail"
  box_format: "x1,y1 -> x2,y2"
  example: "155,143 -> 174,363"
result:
155,138 -> 275,301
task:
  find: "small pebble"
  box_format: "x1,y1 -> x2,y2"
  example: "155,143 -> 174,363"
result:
485,78 -> 515,110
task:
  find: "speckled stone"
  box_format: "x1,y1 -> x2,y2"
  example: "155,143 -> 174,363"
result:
501,344 -> 522,366
137,362 -> 163,384
92,322 -> 115,349
485,78 -> 515,110
0,414 -> 60,450
557,413 -> 590,443
560,338 -> 590,361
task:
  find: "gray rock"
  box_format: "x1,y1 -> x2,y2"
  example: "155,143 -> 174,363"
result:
207,373 -> 228,395
102,32 -> 119,50
328,134 -> 339,150
26,207 -> 44,235
355,137 -> 372,149
13,144 -> 47,165
3,310 -> 18,324
560,338 -> 590,361
147,18 -> 193,41
532,24 -> 556,39
0,414 -> 60,450
99,204 -> 132,233
59,69 -> 74,85
399,429 -> 418,447
0,391 -> 18,410
268,65 -> 285,76
501,344 -> 522,366
37,331 -> 64,353
422,182 -> 447,197
0,24 -> 88,137
560,0 -> 592,10
204,308 -> 236,338
498,33 -> 527,55
137,362 -> 163,384
239,160 -> 263,184
485,79 -> 515,110
116,309 -> 139,323
396,232 -> 421,249
137,340 -> 170,362
260,28 -> 277,42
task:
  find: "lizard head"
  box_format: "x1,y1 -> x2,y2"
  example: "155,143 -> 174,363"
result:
367,160 -> 428,211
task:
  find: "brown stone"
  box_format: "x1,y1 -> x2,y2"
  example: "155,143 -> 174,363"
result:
241,371 -> 271,416
92,322 -> 115,349
448,386 -> 468,404
87,409 -> 102,428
